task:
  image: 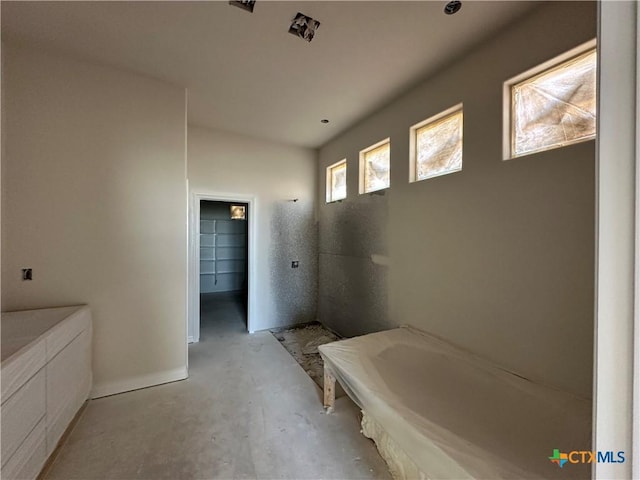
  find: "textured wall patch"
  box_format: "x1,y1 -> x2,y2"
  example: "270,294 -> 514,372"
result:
318,192 -> 390,337
270,200 -> 318,328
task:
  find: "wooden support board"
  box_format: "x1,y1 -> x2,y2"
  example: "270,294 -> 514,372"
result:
323,367 -> 336,412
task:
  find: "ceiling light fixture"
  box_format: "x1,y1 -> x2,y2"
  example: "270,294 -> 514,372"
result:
444,1 -> 462,15
230,205 -> 246,220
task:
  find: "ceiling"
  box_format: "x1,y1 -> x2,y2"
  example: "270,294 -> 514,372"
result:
1,1 -> 539,148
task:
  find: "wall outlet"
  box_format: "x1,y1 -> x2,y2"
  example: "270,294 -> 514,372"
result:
22,268 -> 33,281
291,261 -> 299,268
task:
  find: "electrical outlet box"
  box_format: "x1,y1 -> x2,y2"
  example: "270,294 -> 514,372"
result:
291,261 -> 299,268
22,268 -> 33,281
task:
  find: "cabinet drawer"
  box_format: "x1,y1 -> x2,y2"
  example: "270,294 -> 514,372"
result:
1,417 -> 46,480
1,369 -> 46,466
46,329 -> 91,456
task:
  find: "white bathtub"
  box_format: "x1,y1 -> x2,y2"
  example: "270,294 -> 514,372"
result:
320,327 -> 592,479
1,306 -> 92,480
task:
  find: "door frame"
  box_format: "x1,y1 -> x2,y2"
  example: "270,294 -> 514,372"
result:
188,192 -> 257,343
594,2 -> 638,478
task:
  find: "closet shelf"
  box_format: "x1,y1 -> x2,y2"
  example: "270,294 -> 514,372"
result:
200,233 -> 246,236
200,259 -> 246,262
200,218 -> 247,292
200,270 -> 245,275
200,219 -> 245,223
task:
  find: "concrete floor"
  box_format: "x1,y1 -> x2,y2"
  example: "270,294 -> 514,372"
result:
44,292 -> 391,479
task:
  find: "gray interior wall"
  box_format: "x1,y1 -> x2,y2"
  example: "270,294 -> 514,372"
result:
318,1 -> 596,399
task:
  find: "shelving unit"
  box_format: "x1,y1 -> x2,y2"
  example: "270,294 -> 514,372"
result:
200,219 -> 247,293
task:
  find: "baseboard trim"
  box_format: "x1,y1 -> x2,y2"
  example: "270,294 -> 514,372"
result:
90,367 -> 188,399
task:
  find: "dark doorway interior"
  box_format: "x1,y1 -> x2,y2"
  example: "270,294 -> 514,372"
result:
199,200 -> 249,334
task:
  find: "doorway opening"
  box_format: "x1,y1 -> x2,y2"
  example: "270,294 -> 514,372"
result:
198,200 -> 249,337
188,192 -> 256,345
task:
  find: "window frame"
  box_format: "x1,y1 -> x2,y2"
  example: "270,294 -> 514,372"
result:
359,138 -> 391,194
503,38 -> 597,160
326,159 -> 347,203
409,103 -> 463,183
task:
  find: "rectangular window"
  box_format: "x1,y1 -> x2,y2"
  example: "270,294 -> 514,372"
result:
326,159 -> 347,202
410,104 -> 463,182
504,40 -> 596,159
359,139 -> 390,193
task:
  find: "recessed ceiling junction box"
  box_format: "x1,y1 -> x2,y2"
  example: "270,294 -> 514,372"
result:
229,0 -> 256,13
289,13 -> 321,43
444,1 -> 462,15
227,4 -> 321,42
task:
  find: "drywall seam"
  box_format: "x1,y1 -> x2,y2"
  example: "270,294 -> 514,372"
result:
635,5 -> 640,477
184,88 -> 189,372
634,5 -> 640,477
91,367 -> 187,399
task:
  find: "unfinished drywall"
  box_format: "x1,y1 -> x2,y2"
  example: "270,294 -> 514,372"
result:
270,200 -> 318,327
318,1 -> 596,399
318,195 -> 391,338
1,45 -> 188,398
188,126 -> 317,331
